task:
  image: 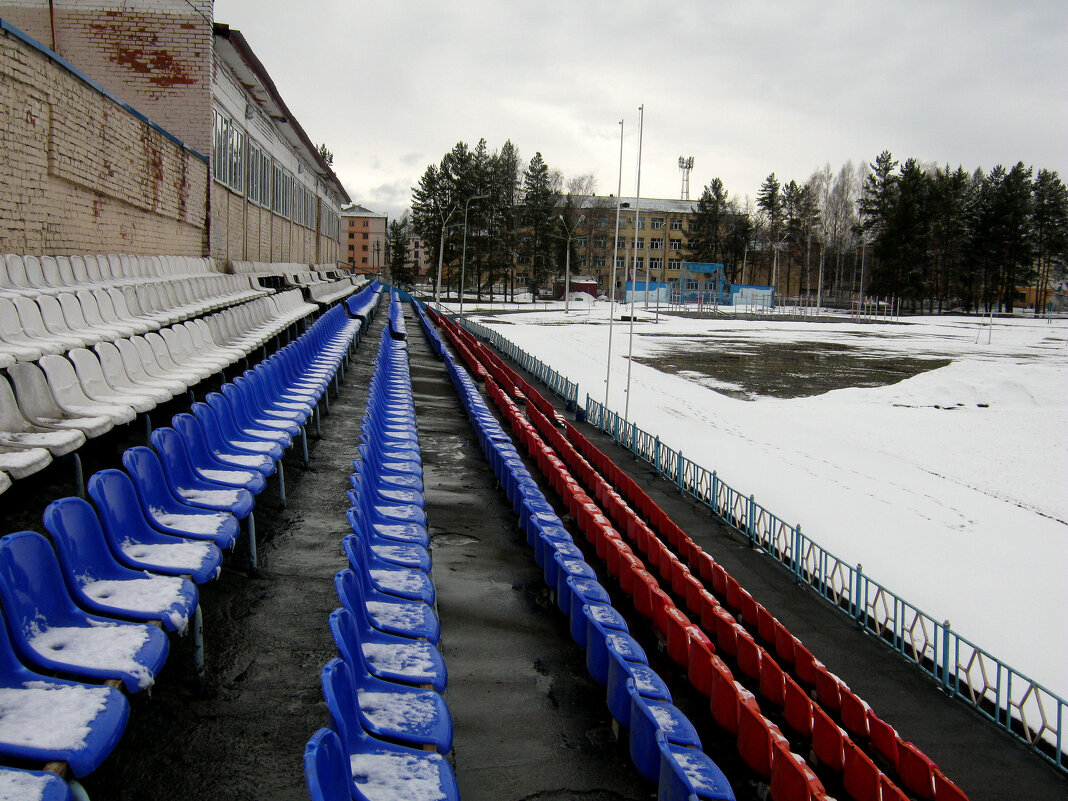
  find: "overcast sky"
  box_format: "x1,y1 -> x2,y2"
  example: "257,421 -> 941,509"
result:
214,0 -> 1067,220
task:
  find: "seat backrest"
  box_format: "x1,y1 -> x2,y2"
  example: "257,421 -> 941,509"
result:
319,657 -> 368,761
6,362 -> 64,420
327,607 -> 372,682
4,254 -> 32,290
89,465 -> 171,546
0,374 -> 31,433
43,496 -> 126,585
303,727 -> 352,801
40,255 -> 65,289
150,426 -> 201,488
333,568 -> 367,617
0,531 -> 81,637
39,355 -> 92,406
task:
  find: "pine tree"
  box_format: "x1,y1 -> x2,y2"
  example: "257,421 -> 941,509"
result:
1031,169 -> 1068,315
687,178 -> 729,264
386,213 -> 413,285
521,152 -> 558,297
756,173 -> 784,287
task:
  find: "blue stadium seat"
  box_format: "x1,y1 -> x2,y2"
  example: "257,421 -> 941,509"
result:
334,567 -> 440,644
0,531 -> 169,692
329,607 -> 446,693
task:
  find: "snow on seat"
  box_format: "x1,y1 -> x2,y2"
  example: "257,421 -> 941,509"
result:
6,362 -> 114,440
0,531 -> 169,692
0,442 -> 52,480
87,468 -> 224,585
38,354 -> 137,426
0,766 -> 74,801
0,373 -> 85,457
66,348 -> 160,414
44,496 -> 198,633
316,658 -> 459,800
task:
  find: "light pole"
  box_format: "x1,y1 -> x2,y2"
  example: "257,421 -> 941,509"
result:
433,201 -> 458,306
557,213 -> 585,314
459,193 -> 489,315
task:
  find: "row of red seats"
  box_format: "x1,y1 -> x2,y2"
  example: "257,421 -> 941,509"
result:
559,423 -> 970,801
468,334 -> 967,801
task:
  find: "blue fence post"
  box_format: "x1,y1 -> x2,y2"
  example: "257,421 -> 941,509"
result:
793,524 -> 803,579
677,451 -> 685,492
711,471 -> 719,515
854,564 -> 865,622
941,620 -> 952,691
747,494 -> 756,545
654,436 -> 661,473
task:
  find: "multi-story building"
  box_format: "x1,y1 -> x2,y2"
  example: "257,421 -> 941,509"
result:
0,2 -> 347,263
515,195 -> 699,297
340,204 -> 387,274
407,233 -> 433,280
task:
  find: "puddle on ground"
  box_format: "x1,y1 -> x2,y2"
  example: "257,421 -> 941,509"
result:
633,338 -> 949,400
429,531 -> 481,547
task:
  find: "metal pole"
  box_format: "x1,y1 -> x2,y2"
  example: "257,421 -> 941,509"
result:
459,194 -> 488,316
605,118 -> 624,411
624,104 -> 644,421
433,203 -> 455,306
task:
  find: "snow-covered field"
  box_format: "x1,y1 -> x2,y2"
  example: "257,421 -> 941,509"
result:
468,301 -> 1068,700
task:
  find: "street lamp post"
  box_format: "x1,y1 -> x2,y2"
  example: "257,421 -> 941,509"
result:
433,202 -> 458,306
557,213 -> 586,314
460,193 -> 489,315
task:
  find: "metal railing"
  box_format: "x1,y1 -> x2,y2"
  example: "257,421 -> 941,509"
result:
582,395 -> 1065,770
457,318 -> 580,409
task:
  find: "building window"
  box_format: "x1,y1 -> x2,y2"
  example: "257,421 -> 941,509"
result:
650,257 -> 662,270
362,232 -> 369,240
348,232 -> 354,239
577,256 -> 587,268
637,216 -> 645,229
634,257 -> 644,269
670,238 -> 682,250
575,236 -> 588,248
362,245 -> 368,252
348,245 -> 354,251
594,256 -> 606,268
669,218 -> 682,230
362,257 -> 368,264
651,218 -> 665,229
615,256 -> 626,269
595,217 -> 608,227
212,110 -> 245,195
634,237 -> 645,249
668,259 -> 682,270
593,237 -> 607,249
650,238 -> 663,250
616,237 -> 628,249
516,274 -> 527,285
363,220 -> 369,227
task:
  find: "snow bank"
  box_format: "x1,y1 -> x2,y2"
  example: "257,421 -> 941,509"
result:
475,308 -> 1068,698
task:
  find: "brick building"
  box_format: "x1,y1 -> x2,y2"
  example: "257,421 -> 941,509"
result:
0,1 -> 347,263
515,195 -> 699,297
340,204 -> 386,275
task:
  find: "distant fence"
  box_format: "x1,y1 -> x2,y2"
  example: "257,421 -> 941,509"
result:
455,313 -> 1066,772
458,318 -> 580,410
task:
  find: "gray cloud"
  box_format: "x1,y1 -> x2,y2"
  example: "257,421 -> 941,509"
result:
217,0 -> 1067,213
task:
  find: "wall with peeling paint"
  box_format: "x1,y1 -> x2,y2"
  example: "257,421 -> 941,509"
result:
0,1 -> 214,154
0,18 -> 208,254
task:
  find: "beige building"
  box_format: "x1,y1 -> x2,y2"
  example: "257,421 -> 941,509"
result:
515,196 -> 699,297
341,204 -> 386,274
0,2 -> 347,263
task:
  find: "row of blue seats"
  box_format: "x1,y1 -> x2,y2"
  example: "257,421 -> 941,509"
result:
0,293 -> 375,799
412,300 -> 736,801
305,294 -> 459,801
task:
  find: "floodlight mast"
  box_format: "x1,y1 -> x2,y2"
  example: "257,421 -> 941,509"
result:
679,156 -> 694,201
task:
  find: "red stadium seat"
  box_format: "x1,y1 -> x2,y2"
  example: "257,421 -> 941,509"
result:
843,740 -> 882,801
709,660 -> 743,734
898,741 -> 937,800
840,687 -> 871,739
758,653 -> 786,707
774,620 -> 798,666
867,709 -> 900,770
735,629 -> 763,680
811,706 -> 845,771
783,675 -> 814,737
814,665 -> 844,713
755,604 -> 777,645
770,741 -> 826,801
794,643 -> 820,686
934,770 -> 969,801
737,697 -> 788,779
738,589 -> 759,628
688,637 -> 717,697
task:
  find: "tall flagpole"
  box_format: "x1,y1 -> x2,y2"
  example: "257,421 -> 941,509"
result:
604,118 -> 624,412
624,104 -> 644,422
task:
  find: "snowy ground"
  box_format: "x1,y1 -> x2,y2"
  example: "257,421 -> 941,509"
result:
467,299 -> 1068,701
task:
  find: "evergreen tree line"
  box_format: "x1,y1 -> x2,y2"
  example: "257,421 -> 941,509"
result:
397,139 -> 584,300
692,153 -> 1067,314
393,140 -> 1068,314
